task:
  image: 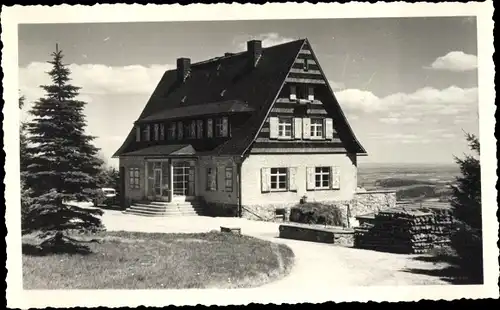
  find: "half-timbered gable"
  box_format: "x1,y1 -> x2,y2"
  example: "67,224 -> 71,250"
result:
250,40 -> 349,154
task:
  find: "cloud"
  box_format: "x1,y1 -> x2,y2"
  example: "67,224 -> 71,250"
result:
335,86 -> 478,117
426,51 -> 478,72
19,61 -> 174,104
236,32 -> 296,50
329,80 -> 345,91
379,112 -> 419,124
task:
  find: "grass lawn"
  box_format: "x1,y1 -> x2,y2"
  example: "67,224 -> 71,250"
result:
22,230 -> 295,289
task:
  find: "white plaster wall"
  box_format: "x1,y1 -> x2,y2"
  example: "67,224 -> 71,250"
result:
240,153 -> 357,206
197,156 -> 239,204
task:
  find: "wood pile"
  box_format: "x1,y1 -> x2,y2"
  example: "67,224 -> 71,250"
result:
354,207 -> 454,254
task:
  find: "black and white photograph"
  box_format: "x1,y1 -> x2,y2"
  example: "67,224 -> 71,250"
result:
3,2 -> 497,308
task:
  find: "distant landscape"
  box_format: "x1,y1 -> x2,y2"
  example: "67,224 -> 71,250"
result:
358,163 -> 460,203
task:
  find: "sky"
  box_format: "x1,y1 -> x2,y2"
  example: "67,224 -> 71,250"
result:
18,17 -> 479,167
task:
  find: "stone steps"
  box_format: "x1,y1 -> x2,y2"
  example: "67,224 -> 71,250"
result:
125,200 -> 204,217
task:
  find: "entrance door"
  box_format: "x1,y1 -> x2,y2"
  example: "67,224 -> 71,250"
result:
172,163 -> 195,201
153,168 -> 162,197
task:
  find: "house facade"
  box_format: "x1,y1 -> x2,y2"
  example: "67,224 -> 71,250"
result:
113,38 -> 368,219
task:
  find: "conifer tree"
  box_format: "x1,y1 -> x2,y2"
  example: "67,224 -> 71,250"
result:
22,45 -> 104,249
450,132 -> 483,283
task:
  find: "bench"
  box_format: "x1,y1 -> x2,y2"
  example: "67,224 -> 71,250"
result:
220,226 -> 241,235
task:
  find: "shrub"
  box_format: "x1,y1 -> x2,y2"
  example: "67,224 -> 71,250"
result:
289,202 -> 344,227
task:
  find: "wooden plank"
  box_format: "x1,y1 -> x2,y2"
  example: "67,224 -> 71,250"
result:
270,107 -> 295,114
292,63 -> 320,71
250,147 -> 347,154
289,68 -> 322,75
298,49 -> 312,55
287,72 -> 325,81
275,98 -> 324,105
285,77 -> 326,84
307,109 -> 328,115
294,58 -> 317,65
254,138 -> 342,144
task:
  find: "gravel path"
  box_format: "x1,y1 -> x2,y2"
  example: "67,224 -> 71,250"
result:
100,209 -> 452,288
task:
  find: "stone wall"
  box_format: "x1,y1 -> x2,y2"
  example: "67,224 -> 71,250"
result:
348,190 -> 397,227
203,201 -> 239,217
241,203 -> 296,221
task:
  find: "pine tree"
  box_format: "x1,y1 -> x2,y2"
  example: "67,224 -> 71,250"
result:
20,93 -> 33,223
22,45 -> 104,250
449,132 -> 483,283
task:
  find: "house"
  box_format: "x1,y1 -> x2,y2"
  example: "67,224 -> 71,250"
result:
113,38 -> 368,220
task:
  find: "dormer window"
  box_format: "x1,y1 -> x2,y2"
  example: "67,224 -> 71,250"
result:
142,124 -> 150,141
177,122 -> 183,140
135,126 -> 141,142
196,120 -> 204,138
168,123 -> 176,140
153,124 -> 159,141
190,120 -> 196,138
215,117 -> 229,137
159,123 -> 165,140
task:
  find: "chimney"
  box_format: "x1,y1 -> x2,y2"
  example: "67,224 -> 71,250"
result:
247,40 -> 262,67
177,57 -> 191,82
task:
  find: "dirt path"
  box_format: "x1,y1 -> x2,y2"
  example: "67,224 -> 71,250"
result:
101,210 -> 452,288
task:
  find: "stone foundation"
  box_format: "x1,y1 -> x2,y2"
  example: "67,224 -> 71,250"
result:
241,203 -> 296,221
203,202 -> 239,217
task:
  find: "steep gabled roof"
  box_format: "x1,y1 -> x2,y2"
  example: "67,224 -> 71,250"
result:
113,38 -> 367,158
113,39 -> 306,157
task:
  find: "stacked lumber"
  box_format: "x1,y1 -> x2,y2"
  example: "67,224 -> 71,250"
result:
354,207 -> 454,254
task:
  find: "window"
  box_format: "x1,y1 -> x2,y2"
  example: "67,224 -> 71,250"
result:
153,124 -> 159,141
142,124 -> 150,141
296,85 -> 308,100
315,167 -> 330,189
303,58 -> 309,71
159,123 -> 165,140
206,167 -> 217,191
225,167 -> 233,192
306,166 -> 340,191
270,168 -> 288,191
196,120 -> 204,138
168,123 -> 176,140
207,119 -> 213,138
135,126 -> 141,142
189,120 -> 196,138
310,118 -> 323,138
177,122 -> 183,140
215,118 -> 224,137
184,122 -> 191,139
278,117 -> 293,138
129,167 -> 140,189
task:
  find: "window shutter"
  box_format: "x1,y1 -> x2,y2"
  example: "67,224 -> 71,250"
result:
302,118 -> 311,139
290,85 -> 297,100
145,125 -> 151,141
207,119 -> 213,138
222,117 -> 229,137
136,126 -> 141,142
160,124 -> 165,140
293,118 -> 302,139
331,166 -> 340,189
288,167 -> 298,191
306,167 -> 315,191
308,86 -> 315,101
218,166 -> 225,191
269,117 -> 279,139
324,118 -> 334,140
261,168 -> 271,193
